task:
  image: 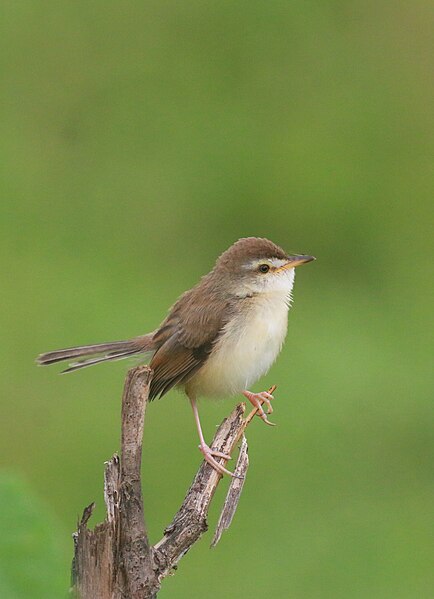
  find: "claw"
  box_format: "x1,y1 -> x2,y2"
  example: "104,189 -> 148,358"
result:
190,396 -> 240,478
199,444 -> 241,478
258,391 -> 274,414
198,445 -> 232,460
243,389 -> 277,426
258,412 -> 277,426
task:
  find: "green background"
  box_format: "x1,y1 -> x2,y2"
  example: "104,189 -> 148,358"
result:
1,2 -> 433,598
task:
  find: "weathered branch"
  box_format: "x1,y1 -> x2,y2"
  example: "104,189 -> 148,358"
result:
211,435 -> 249,548
72,366 -> 274,598
72,366 -> 158,598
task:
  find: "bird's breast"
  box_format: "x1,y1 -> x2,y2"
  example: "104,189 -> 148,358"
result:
185,293 -> 290,398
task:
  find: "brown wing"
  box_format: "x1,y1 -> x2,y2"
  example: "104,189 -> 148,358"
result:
149,282 -> 233,400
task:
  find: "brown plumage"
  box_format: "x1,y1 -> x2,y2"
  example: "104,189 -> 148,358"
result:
37,237 -> 315,476
37,335 -> 155,373
148,270 -> 236,399
215,236 -> 288,270
37,237 -> 287,395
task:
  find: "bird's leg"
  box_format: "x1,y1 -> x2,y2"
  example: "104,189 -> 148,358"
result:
242,390 -> 276,426
189,395 -> 235,477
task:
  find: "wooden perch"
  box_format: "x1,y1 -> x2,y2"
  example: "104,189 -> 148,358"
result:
71,366 -> 275,598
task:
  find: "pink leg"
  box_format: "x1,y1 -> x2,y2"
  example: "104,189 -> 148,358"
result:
242,390 -> 276,426
189,395 -> 235,477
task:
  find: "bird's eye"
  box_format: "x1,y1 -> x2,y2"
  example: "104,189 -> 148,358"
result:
258,263 -> 270,273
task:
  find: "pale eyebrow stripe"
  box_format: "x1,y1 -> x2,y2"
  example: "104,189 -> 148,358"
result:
270,258 -> 287,268
244,258 -> 287,270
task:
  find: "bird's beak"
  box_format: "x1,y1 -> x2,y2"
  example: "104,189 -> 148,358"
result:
277,254 -> 316,271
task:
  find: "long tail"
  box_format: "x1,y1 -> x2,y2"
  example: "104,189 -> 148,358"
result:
36,334 -> 155,374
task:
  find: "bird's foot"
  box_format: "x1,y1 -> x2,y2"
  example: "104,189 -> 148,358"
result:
242,390 -> 276,426
198,443 -> 236,477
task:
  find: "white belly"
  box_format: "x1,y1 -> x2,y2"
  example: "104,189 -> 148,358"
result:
186,293 -> 290,398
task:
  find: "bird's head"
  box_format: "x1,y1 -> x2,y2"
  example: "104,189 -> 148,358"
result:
214,237 -> 315,297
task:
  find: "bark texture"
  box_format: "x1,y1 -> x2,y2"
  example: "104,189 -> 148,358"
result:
71,366 -> 274,598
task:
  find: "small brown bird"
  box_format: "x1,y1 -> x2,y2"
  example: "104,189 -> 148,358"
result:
37,237 -> 314,476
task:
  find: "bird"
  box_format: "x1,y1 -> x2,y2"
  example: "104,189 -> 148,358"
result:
37,237 -> 314,476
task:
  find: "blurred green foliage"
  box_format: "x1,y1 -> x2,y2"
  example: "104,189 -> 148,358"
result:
0,473 -> 68,599
1,1 -> 433,598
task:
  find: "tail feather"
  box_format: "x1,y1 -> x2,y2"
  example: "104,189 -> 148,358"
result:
36,334 -> 155,373
36,340 -> 135,366
60,349 -> 143,374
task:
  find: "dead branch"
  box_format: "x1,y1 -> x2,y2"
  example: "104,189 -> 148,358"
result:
71,366 -> 274,598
